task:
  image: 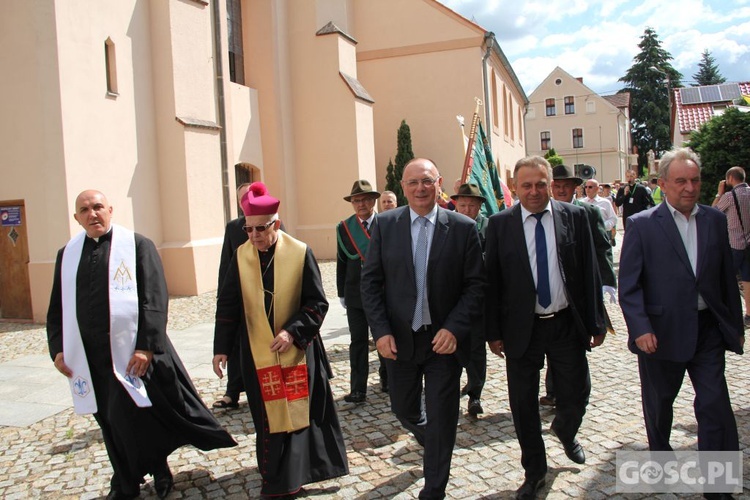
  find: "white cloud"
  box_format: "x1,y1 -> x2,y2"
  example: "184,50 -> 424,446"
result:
441,0 -> 750,93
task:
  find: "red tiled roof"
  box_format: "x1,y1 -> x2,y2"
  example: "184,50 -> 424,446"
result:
675,82 -> 750,133
603,92 -> 630,108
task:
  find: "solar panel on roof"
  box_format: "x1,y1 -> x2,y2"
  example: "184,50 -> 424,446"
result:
718,83 -> 741,100
700,86 -> 722,102
680,87 -> 701,105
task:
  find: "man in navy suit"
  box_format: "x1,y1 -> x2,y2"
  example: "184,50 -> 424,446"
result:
361,158 -> 485,499
619,148 -> 744,462
485,156 -> 606,500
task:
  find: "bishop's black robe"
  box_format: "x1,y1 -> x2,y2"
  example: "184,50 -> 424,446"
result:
47,230 -> 236,496
214,240 -> 348,496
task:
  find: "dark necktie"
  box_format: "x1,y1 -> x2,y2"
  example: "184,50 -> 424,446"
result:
532,212 -> 551,308
362,220 -> 368,234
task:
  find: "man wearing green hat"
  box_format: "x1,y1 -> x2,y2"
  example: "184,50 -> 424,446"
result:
451,183 -> 488,416
337,180 -> 386,403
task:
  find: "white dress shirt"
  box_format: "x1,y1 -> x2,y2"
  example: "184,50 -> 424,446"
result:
520,202 -> 569,314
664,200 -> 706,310
583,195 -> 618,231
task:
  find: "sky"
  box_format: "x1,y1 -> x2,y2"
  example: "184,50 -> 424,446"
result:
440,0 -> 750,97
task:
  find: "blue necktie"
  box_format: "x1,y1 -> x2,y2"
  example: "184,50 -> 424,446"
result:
532,212 -> 551,308
412,217 -> 428,331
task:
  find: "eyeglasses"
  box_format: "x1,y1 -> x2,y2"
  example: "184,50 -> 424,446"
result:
404,177 -> 439,188
585,185 -> 597,189
243,220 -> 275,233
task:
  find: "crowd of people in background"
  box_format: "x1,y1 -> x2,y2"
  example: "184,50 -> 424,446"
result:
46,147 -> 746,500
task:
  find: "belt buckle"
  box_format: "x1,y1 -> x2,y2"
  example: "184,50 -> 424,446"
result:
537,312 -> 555,319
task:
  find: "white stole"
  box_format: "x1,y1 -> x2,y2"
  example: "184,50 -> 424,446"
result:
61,224 -> 152,414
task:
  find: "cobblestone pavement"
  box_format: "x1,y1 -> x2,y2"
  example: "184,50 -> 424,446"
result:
1,241 -> 749,499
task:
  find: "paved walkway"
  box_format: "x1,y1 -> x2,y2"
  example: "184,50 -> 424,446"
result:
1,244 -> 749,498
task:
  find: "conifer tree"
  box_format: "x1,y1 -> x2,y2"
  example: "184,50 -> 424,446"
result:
692,49 -> 726,86
385,158 -> 397,194
392,120 -> 414,206
618,27 -> 682,175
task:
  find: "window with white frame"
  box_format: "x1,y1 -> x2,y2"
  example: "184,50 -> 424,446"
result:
541,131 -> 551,150
572,128 -> 584,148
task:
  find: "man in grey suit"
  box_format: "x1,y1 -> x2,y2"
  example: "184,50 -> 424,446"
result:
361,158 -> 485,499
485,156 -> 606,499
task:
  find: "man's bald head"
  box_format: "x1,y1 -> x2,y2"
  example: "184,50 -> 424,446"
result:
401,158 -> 443,216
73,190 -> 113,239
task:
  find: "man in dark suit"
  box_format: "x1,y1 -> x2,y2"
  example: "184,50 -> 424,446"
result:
619,148 -> 744,464
615,169 -> 654,229
451,182 -> 489,416
541,165 -> 618,406
212,183 -> 251,409
361,158 -> 485,499
485,156 -> 606,500
337,179 -> 386,403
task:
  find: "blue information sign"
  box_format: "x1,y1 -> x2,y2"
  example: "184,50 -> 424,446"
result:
1,206 -> 21,226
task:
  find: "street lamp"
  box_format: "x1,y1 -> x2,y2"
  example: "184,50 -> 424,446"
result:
649,66 -> 671,101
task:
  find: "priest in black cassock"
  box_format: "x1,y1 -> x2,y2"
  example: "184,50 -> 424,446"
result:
47,190 -> 237,500
213,182 -> 348,499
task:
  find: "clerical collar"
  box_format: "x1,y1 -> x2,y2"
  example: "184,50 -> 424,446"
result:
90,226 -> 113,243
259,241 -> 278,255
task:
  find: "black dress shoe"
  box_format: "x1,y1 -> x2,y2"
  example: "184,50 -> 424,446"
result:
106,491 -> 139,500
468,398 -> 483,416
515,476 -> 546,500
380,378 -> 389,393
551,428 -> 585,464
153,465 -> 174,499
539,395 -> 555,406
343,391 -> 366,403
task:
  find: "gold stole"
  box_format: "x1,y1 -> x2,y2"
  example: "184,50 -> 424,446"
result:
237,232 -> 310,433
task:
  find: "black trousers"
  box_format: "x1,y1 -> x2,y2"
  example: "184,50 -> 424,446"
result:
505,310 -> 590,479
347,306 -> 371,393
386,330 -> 462,499
638,310 -> 739,451
224,333 -> 245,401
463,327 -> 486,399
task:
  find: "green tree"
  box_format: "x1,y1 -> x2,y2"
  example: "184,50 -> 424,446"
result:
390,119 -> 414,206
686,107 -> 750,204
544,148 -> 563,167
618,27 -> 683,175
384,158 -> 397,194
692,49 -> 726,86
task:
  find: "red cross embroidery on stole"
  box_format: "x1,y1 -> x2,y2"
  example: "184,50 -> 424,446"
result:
257,366 -> 286,401
282,365 -> 309,401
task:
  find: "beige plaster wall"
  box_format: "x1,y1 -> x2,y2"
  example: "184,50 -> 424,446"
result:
0,0 -> 69,275
354,0 -> 524,193
148,0 -> 226,295
228,83 -> 264,172
244,0 -> 296,233
1,1 -> 56,321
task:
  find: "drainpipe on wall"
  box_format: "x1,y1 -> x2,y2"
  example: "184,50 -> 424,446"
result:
212,0 -> 232,224
482,32 -> 495,149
